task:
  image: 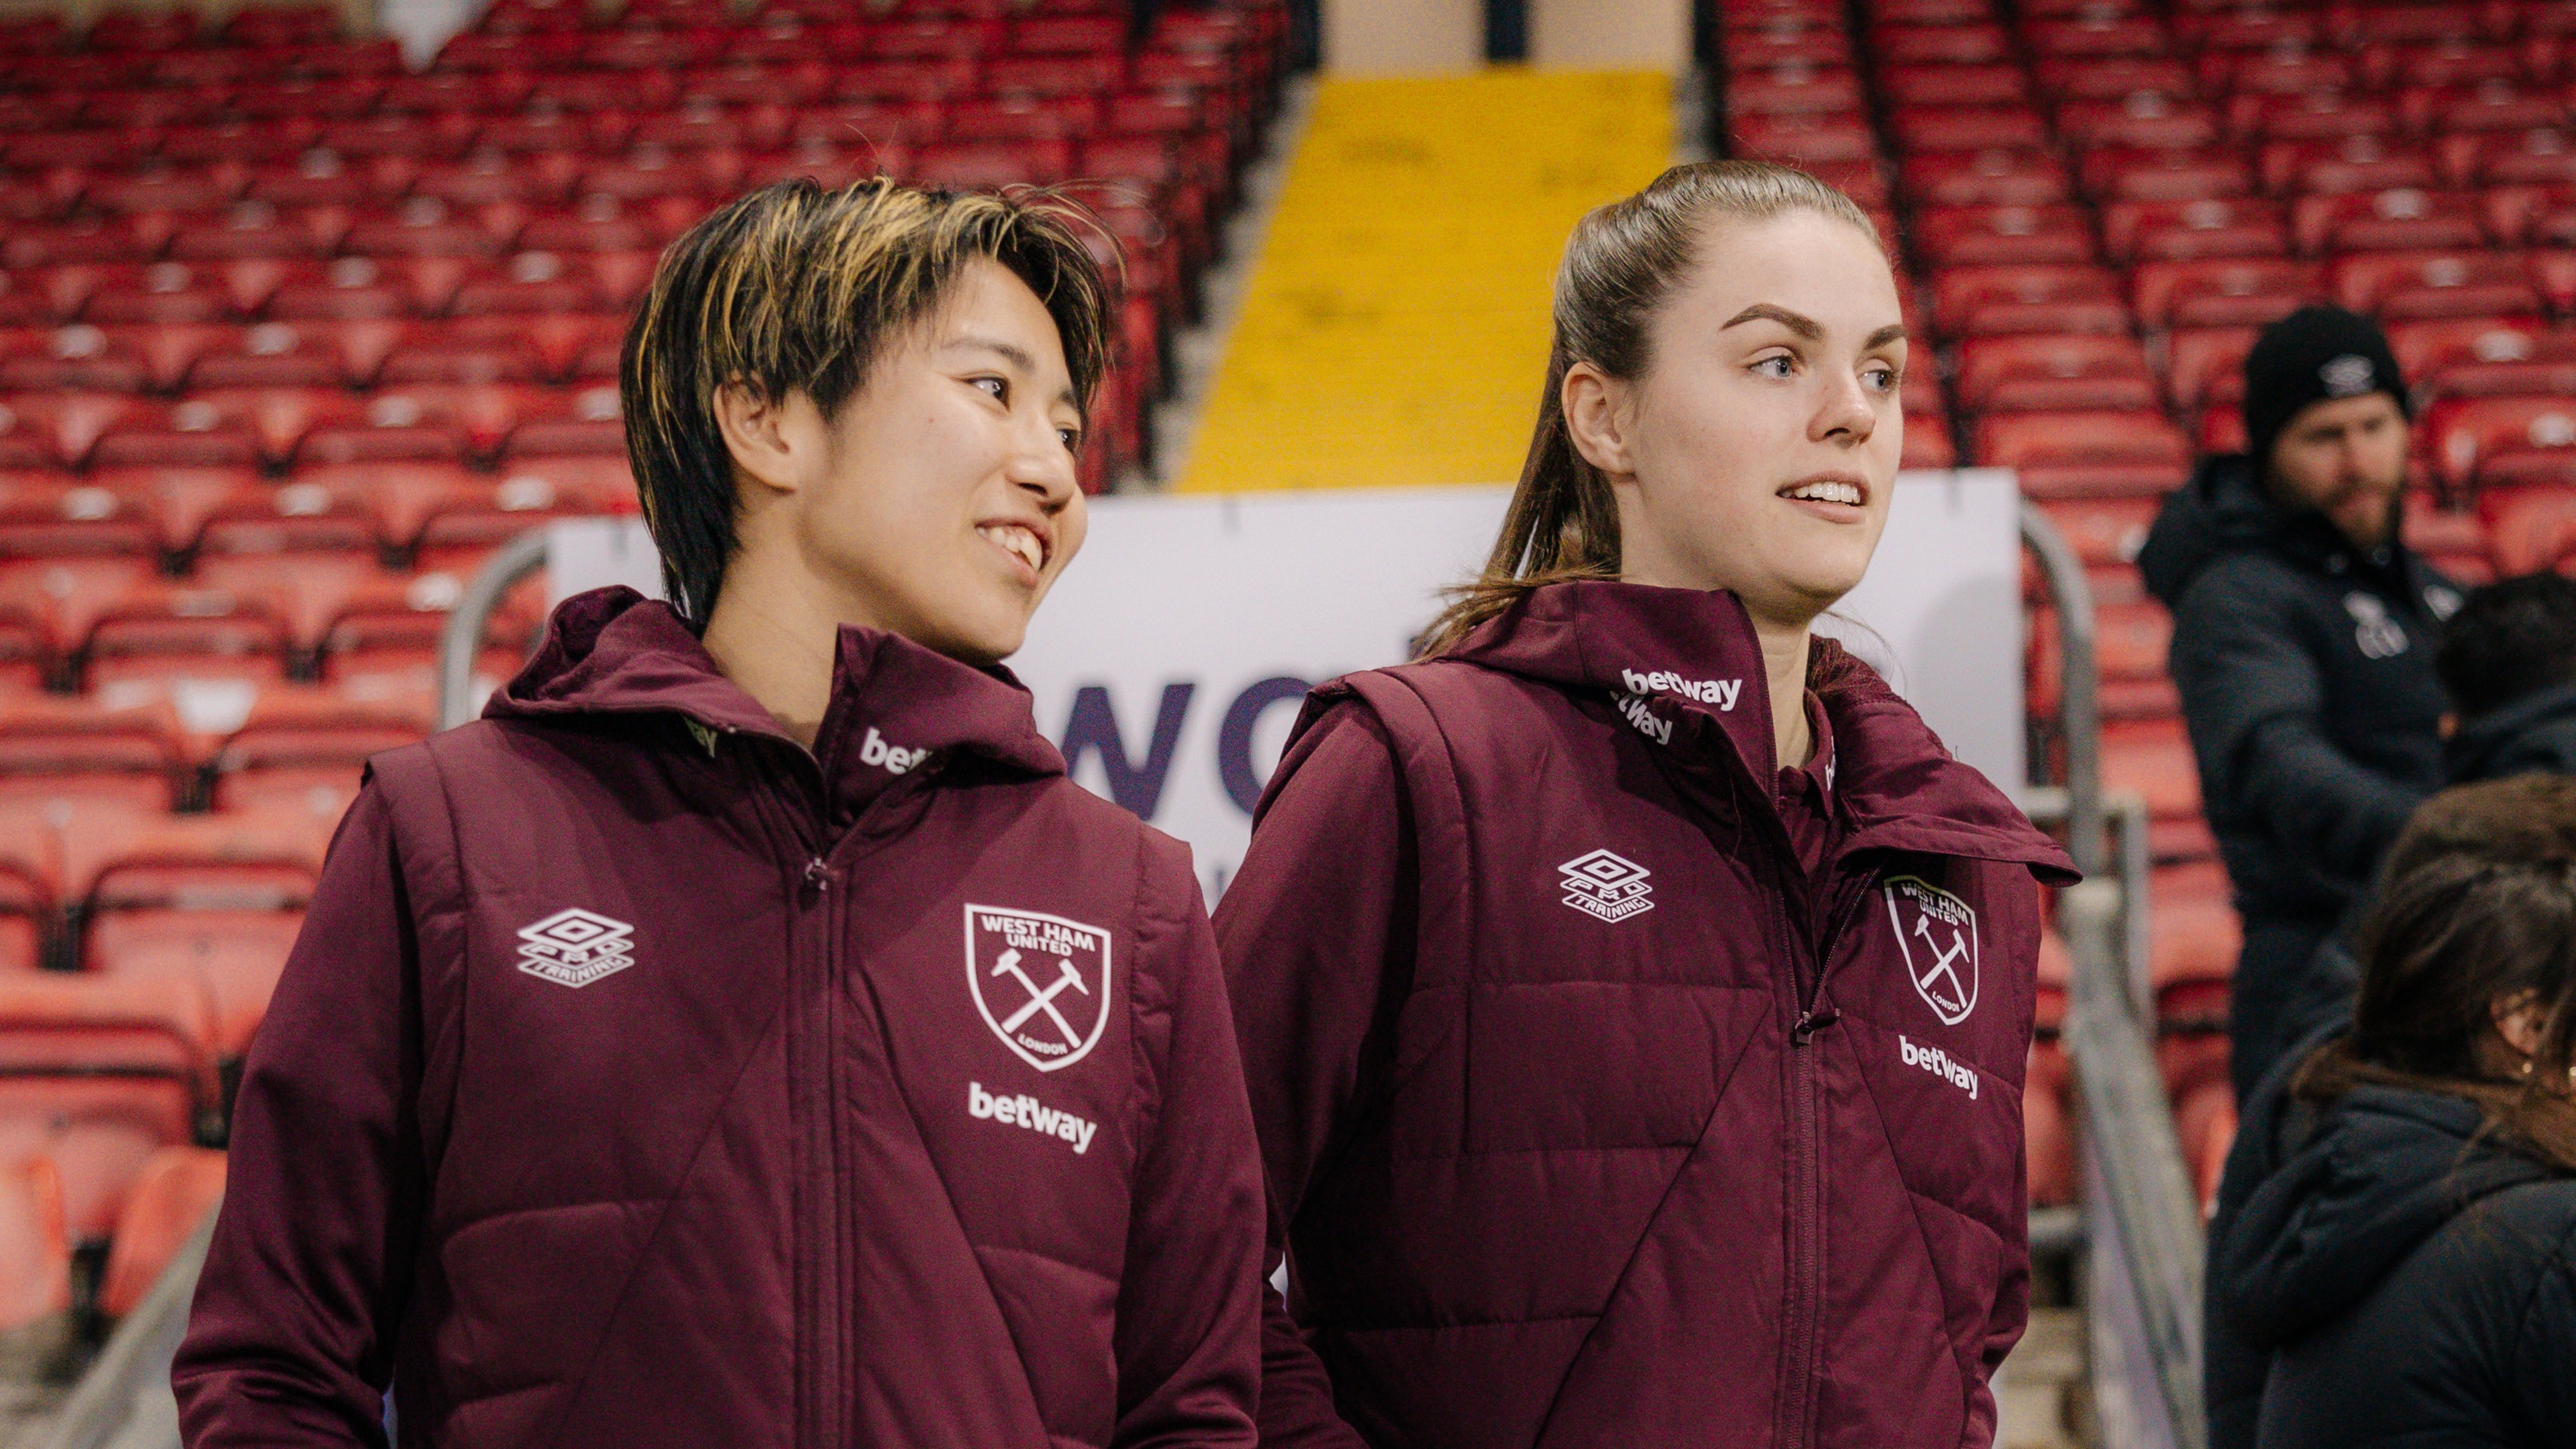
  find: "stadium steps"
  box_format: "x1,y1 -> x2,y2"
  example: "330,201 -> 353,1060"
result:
1178,68 -> 1672,491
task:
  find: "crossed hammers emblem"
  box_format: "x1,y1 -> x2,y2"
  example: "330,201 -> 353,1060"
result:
991,948 -> 1088,1046
1913,915 -> 1972,1007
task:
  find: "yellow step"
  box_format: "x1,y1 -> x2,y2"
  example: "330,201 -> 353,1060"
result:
1179,69 -> 1673,493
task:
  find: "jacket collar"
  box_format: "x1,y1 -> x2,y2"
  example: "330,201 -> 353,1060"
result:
487,587 -> 1067,785
1448,581 -> 2077,878
2446,681 -> 2576,784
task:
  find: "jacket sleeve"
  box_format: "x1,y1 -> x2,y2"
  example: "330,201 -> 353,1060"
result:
173,780 -> 425,1448
1110,835 -> 1266,1449
1210,700 -> 1416,1449
2170,569 -> 2427,887
2506,1222 -> 2576,1440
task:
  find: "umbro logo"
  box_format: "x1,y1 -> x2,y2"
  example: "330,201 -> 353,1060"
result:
1558,849 -> 1654,922
515,908 -> 637,988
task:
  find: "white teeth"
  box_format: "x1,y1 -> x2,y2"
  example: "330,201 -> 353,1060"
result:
1783,480 -> 1863,505
978,524 -> 1043,572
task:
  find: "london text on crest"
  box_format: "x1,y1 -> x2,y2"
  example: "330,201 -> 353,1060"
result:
964,904 -> 1114,1073
1884,875 -> 1980,1026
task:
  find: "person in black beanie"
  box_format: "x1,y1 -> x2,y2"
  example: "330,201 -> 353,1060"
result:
2139,304 -> 2465,1102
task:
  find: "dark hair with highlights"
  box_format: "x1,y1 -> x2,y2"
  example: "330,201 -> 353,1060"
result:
2295,775 -> 2576,1172
621,177 -> 1113,624
1413,161 -> 1883,658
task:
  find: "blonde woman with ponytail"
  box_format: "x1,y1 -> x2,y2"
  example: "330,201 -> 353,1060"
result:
1215,161 -> 2077,1447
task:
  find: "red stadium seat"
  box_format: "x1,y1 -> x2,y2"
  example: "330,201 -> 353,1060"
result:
1901,412 -> 1957,470
1977,409 -> 2192,498
2162,326 -> 2259,411
2102,197 -> 2290,265
505,383 -> 624,457
2444,127 -> 2576,189
94,1144 -> 224,1318
2290,187 -> 2493,255
414,148 -> 585,208
1930,264 -> 2129,336
88,397 -> 267,470
2104,716 -> 2202,824
1915,203 -> 2096,268
1957,333 -> 2159,412
2129,258 -> 2321,329
2482,484 -> 2576,574
0,970 -> 214,1237
2425,394 -> 2576,490
1728,111 -> 1878,167
205,690 -> 421,818
187,318 -> 400,390
265,256 -> 464,321
2390,317 -> 2576,397
2231,91 -> 2396,146
2257,137 -> 2440,198
2079,145 -> 2257,204
1887,105 -> 2051,154
2055,95 -> 2221,152
340,196 -> 517,260
165,200 -> 343,262
375,320 -> 549,387
0,1153 -> 69,1332
83,582 -> 291,700
2328,249 -> 2545,320
64,261 -> 242,326
449,250 -> 653,316
1898,147 -> 2069,208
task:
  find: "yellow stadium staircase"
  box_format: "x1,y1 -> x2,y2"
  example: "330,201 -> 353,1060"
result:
1178,69 -> 1673,493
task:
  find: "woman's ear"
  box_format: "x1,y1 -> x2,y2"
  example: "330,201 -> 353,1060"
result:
2492,990 -> 2548,1060
712,378 -> 806,499
1562,361 -> 1635,479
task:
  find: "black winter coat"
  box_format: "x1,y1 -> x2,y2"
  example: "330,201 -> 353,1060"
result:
2206,1060 -> 2576,1449
2139,455 -> 2461,928
2447,681 -> 2576,784
2268,682 -> 2576,1056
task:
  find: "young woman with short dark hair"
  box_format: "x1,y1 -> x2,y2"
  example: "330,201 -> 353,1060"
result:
176,178 -> 1264,1449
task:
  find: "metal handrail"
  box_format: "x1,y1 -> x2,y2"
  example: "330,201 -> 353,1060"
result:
2020,499 -> 2207,1449
34,1208 -> 216,1449
2019,502 -> 2103,880
437,527 -> 550,732
2065,881 -> 2210,1448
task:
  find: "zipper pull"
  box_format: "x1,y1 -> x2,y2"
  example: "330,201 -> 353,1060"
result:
803,857 -> 830,893
1793,1006 -> 1840,1043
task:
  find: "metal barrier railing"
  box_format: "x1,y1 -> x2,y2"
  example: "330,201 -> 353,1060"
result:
2020,501 -> 2208,1449
437,527 -> 550,733
33,1210 -> 214,1449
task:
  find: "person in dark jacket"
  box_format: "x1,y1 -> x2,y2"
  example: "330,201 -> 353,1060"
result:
2204,774 -> 2576,1449
2266,570 -> 2576,1081
1216,161 -> 2075,1449
173,180 -> 1265,1448
2139,305 -> 2463,1101
2439,570 -> 2576,783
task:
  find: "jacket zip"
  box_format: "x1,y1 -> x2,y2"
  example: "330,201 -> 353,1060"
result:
1773,858 -> 1880,1449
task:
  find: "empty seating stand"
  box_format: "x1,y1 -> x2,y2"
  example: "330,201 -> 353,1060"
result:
0,0 -> 1290,1329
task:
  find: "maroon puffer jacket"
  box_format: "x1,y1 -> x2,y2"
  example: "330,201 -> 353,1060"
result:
174,588 -> 1263,1449
1216,581 -> 2077,1449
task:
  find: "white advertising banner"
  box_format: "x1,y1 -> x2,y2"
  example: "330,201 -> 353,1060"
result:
548,468 -> 2024,900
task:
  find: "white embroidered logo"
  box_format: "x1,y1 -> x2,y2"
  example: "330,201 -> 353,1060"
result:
515,908 -> 637,987
965,905 -> 1114,1073
1886,876 -> 1980,1026
2345,592 -> 2409,659
2319,352 -> 2377,398
1558,850 -> 1654,922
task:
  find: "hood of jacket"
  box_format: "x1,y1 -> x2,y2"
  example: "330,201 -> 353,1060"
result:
1446,580 -> 2078,878
2221,1082 -> 2549,1351
2139,453 -> 2405,609
2448,680 -> 2576,784
487,587 -> 1066,800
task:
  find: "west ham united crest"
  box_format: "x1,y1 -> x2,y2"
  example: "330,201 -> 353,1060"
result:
966,904 -> 1113,1073
1884,875 -> 1980,1027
